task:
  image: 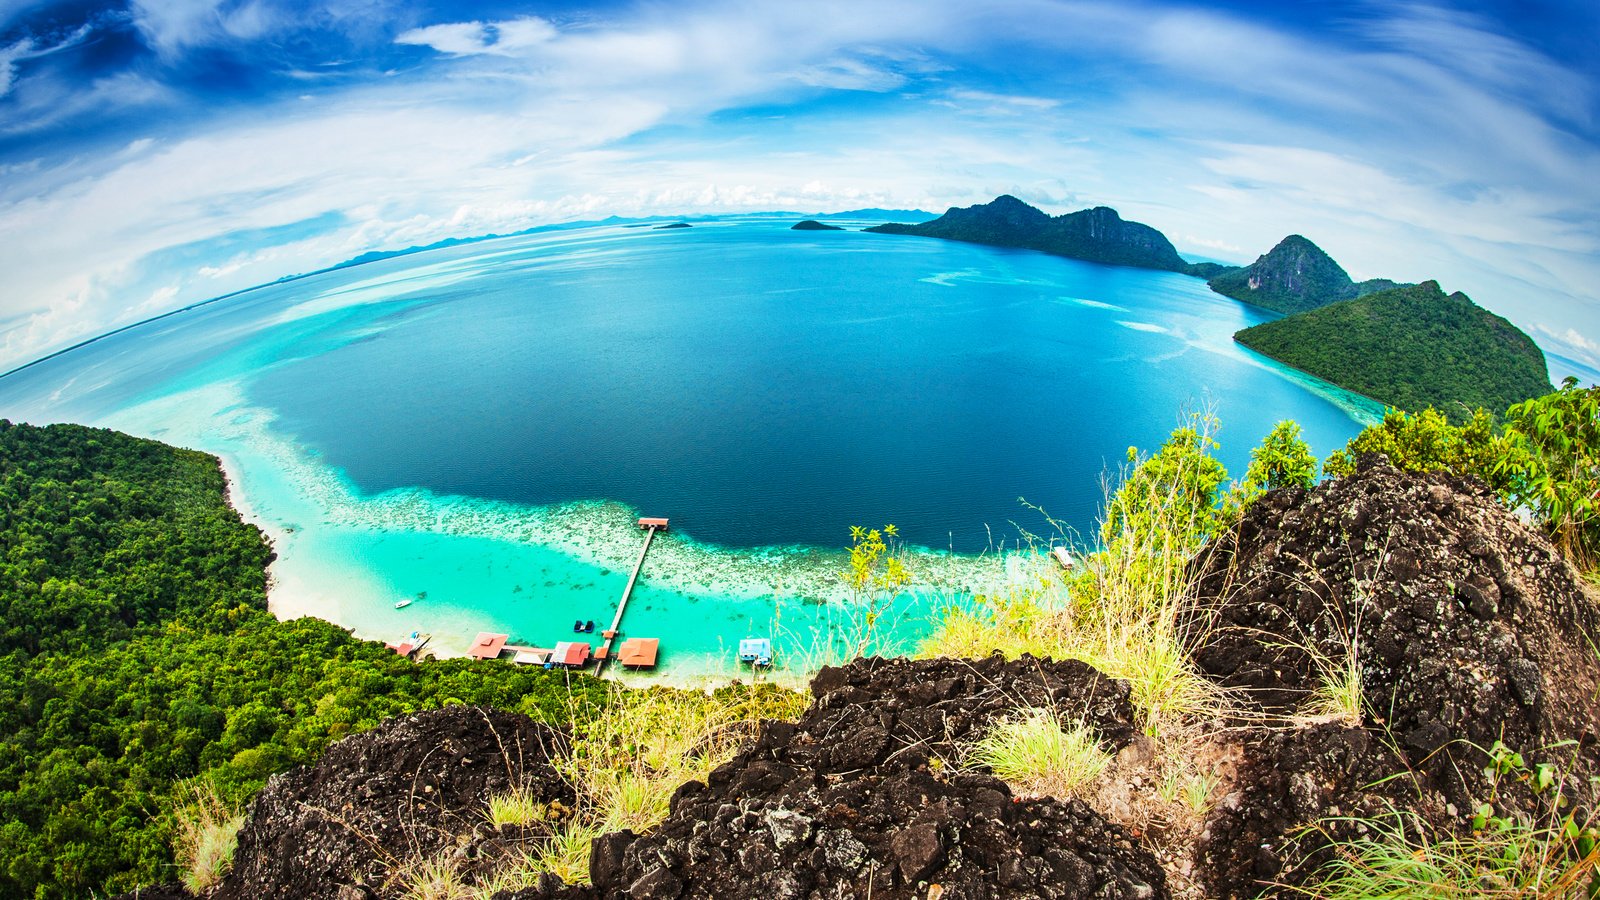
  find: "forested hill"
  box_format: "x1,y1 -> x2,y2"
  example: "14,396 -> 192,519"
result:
0,420 -> 602,899
1206,234 -> 1414,315
864,195 -> 1212,274
1233,281 -> 1552,419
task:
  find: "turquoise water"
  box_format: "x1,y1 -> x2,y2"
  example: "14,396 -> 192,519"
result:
0,218 -> 1379,681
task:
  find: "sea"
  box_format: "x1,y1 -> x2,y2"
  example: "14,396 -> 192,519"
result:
0,216 -> 1380,682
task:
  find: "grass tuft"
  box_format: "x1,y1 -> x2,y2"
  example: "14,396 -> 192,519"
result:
486,787 -> 547,829
968,707 -> 1112,799
174,782 -> 245,894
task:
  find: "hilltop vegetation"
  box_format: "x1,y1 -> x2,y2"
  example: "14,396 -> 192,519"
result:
1234,280 -> 1551,419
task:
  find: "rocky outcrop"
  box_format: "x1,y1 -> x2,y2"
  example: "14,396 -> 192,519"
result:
1188,456 -> 1600,897
866,195 -> 1193,273
213,705 -> 572,900
515,654 -> 1164,900
1206,235 -> 1364,315
790,220 -> 843,231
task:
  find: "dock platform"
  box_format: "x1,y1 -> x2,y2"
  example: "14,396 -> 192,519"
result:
593,517 -> 667,675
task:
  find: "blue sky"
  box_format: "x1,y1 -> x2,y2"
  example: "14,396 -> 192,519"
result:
1,0 -> 1597,377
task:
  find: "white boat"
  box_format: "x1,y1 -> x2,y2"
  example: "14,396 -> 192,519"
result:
394,598 -> 414,609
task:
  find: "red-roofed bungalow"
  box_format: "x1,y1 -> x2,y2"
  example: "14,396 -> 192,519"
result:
638,517 -> 669,530
467,632 -> 509,660
550,641 -> 591,668
618,637 -> 659,669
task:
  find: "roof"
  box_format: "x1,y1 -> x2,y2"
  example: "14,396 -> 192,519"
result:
512,648 -> 552,666
638,517 -> 669,528
1052,546 -> 1075,568
618,637 -> 659,668
739,638 -> 772,657
386,641 -> 414,657
468,632 -> 509,660
552,641 -> 591,666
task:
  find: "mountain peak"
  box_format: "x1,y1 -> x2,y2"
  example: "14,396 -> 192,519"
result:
1208,234 -> 1356,315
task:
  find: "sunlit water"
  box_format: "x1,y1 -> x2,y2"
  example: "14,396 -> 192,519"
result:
0,217 -> 1379,681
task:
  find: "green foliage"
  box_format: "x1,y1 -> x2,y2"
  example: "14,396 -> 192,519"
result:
1325,381 -> 1599,566
1100,416 -> 1231,563
1495,378 -> 1600,562
1245,420 -> 1319,492
840,524 -> 912,658
1324,406 -> 1506,485
1235,281 -> 1552,422
1225,420 -> 1317,518
0,421 -> 609,899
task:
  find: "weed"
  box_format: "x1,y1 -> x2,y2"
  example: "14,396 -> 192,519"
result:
173,781 -> 245,894
968,707 -> 1112,799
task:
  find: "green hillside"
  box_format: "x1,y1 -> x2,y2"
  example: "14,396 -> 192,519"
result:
0,421 -> 603,899
1234,281 -> 1552,420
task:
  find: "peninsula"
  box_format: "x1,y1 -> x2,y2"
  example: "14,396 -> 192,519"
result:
1234,280 -> 1552,418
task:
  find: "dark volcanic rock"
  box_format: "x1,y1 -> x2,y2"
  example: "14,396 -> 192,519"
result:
1189,457 -> 1600,897
507,655 -> 1164,900
215,705 -> 571,900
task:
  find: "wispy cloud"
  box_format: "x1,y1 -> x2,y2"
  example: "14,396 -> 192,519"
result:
0,0 -> 1596,373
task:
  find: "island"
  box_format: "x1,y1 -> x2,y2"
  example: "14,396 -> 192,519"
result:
865,195 -> 1218,274
1207,234 -> 1414,315
791,220 -> 843,231
654,222 -> 693,230
1233,280 -> 1552,419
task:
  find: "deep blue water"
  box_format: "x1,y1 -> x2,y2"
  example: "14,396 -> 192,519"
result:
0,218 -> 1372,551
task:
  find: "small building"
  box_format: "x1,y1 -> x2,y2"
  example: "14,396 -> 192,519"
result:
738,638 -> 773,667
550,641 -> 592,668
1051,546 -> 1075,569
468,632 -> 509,660
618,637 -> 660,669
511,647 -> 553,666
638,517 -> 669,530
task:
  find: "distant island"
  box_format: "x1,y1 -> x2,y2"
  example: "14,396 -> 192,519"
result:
863,194 -> 1553,418
1234,280 -> 1552,419
1208,234 -> 1412,315
654,222 -> 693,230
865,195 -> 1217,275
791,220 -> 843,231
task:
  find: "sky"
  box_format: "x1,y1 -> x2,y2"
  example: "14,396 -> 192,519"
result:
1,0 -> 1598,377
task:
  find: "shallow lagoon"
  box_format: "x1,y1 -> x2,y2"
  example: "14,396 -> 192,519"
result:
0,218 -> 1378,680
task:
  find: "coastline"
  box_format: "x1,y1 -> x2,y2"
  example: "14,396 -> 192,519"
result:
139,382 -> 1010,687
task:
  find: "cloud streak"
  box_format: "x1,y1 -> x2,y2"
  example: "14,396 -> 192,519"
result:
0,0 -> 1597,372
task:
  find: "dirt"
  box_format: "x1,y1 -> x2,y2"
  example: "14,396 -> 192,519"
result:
505,654 -> 1166,900
212,704 -> 572,900
1187,455 -> 1600,897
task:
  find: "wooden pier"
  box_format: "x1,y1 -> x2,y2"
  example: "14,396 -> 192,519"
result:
593,517 -> 667,676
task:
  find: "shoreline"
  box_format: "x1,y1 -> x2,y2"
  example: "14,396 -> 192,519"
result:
201,414 -> 1012,690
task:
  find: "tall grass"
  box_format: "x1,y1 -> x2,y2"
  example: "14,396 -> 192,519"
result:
173,781 -> 245,894
920,415 -> 1235,737
1294,811 -> 1600,899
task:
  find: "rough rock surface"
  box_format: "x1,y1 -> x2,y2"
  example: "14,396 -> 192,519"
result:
508,654 -> 1165,900
213,705 -> 571,900
1189,456 -> 1600,897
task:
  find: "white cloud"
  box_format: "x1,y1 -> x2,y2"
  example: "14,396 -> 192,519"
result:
394,16 -> 557,56
1,0 -> 1598,371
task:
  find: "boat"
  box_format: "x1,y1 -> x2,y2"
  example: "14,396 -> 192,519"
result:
394,598 -> 414,609
738,637 -> 773,668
